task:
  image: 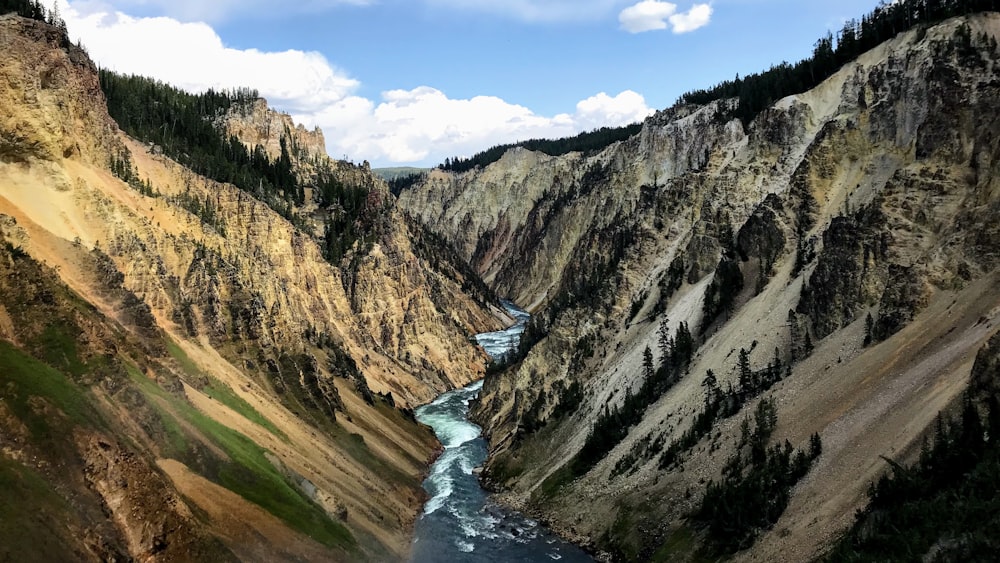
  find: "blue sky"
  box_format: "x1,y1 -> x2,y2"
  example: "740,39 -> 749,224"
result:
59,0 -> 880,166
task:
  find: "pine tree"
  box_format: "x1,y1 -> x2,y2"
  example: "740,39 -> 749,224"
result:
642,346 -> 654,382
809,433 -> 822,459
658,317 -> 672,359
738,348 -> 752,393
702,369 -> 719,407
959,393 -> 985,455
675,322 -> 694,368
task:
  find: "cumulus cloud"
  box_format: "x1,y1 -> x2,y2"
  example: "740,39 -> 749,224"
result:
61,2 -> 357,113
668,3 -> 712,33
60,1 -> 653,166
574,91 -> 651,130
294,88 -> 651,164
619,0 -> 677,33
618,1 -> 711,34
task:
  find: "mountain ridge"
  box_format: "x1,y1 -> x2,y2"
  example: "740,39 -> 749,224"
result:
400,12 -> 1000,561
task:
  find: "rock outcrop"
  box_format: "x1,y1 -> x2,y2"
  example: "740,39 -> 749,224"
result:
221,97 -> 328,166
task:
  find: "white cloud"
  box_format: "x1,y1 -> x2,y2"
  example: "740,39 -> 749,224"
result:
60,1 -> 654,166
668,3 -> 711,33
61,2 -> 357,113
294,88 -> 651,164
619,0 -> 677,33
618,1 -> 711,34
574,91 -> 652,130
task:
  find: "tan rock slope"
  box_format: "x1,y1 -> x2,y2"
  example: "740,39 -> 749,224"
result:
0,13 -> 498,561
401,14 -> 1000,561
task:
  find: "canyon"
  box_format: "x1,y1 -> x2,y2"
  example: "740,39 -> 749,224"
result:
2,5 -> 1000,563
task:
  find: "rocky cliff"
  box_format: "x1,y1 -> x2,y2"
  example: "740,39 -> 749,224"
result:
401,14 -> 1000,561
221,98 -> 328,165
0,13 -> 498,561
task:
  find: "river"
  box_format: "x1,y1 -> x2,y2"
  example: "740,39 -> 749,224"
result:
410,302 -> 592,562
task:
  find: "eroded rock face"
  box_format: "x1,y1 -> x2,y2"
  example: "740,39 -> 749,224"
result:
0,14 -> 500,562
76,431 -> 236,562
0,15 -> 118,169
0,18 -> 495,406
736,194 -> 788,277
206,86 -> 500,404
409,14 -> 1000,561
797,205 -> 891,340
220,98 -> 328,166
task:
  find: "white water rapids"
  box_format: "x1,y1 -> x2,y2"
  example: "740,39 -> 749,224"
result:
410,302 -> 592,562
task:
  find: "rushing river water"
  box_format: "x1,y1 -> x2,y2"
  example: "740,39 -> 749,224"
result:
410,303 -> 592,563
